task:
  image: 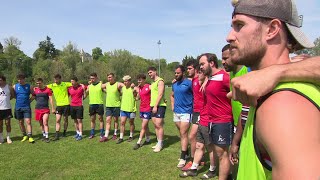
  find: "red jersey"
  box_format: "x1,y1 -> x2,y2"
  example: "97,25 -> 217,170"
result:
192,76 -> 204,113
33,87 -> 52,109
199,98 -> 209,126
68,85 -> 86,106
139,84 -> 151,112
205,70 -> 232,124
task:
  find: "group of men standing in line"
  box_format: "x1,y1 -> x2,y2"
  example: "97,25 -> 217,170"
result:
0,68 -> 167,153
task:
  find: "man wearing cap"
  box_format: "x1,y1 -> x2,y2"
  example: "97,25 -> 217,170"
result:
227,0 -> 320,179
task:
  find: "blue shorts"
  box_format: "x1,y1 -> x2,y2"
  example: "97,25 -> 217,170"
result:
14,107 -> 32,119
139,112 -> 151,120
120,111 -> 136,119
105,107 -> 120,117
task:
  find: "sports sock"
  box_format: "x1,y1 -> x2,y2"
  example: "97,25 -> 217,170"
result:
63,130 -> 66,134
23,132 -> 27,136
0,133 -> 3,138
129,132 -> 133,137
76,130 -> 80,135
209,165 -> 216,172
79,131 -> 82,136
6,132 -> 10,138
120,133 -> 124,139
100,128 -> 104,135
137,138 -> 142,144
114,129 -> 117,135
190,163 -> 199,170
42,131 -> 45,136
27,132 -> 32,137
145,136 -> 150,142
180,151 -> 187,160
104,130 -> 109,137
45,132 -> 49,138
157,140 -> 163,147
90,129 -> 95,135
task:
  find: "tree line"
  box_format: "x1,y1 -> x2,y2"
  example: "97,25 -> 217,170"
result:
1,36 -> 319,85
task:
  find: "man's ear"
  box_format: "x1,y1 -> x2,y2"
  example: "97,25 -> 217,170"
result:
265,19 -> 282,41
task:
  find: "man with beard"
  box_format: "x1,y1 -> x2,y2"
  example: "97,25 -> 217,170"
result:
227,0 -> 319,179
147,67 -> 166,153
180,53 -> 231,180
170,65 -> 193,168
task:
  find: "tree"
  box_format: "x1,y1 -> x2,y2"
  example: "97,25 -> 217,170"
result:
181,55 -> 196,67
59,41 -> 81,78
3,36 -> 21,49
294,37 -> 320,56
92,47 -> 103,60
0,42 -> 3,53
33,36 -> 59,60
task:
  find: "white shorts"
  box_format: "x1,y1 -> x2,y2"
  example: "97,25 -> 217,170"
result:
173,113 -> 192,123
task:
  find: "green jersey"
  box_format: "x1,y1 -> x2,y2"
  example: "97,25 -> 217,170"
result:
47,82 -> 72,106
106,82 -> 121,107
120,86 -> 136,112
150,77 -> 166,107
88,82 -> 104,105
237,82 -> 320,180
230,66 -> 249,126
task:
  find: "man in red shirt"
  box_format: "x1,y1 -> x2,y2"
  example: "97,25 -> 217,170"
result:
133,74 -> 151,150
68,77 -> 87,141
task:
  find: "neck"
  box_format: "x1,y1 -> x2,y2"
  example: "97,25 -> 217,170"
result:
253,47 -> 290,70
211,67 -> 220,76
233,65 -> 244,74
154,75 -> 159,81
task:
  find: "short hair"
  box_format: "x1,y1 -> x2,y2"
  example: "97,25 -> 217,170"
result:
186,60 -> 198,69
71,76 -> 78,82
54,74 -> 61,79
107,73 -> 115,77
0,75 -> 6,81
122,75 -> 131,81
175,65 -> 185,73
16,74 -> 26,79
90,73 -> 97,77
36,78 -> 43,82
198,53 -> 219,68
221,44 -> 230,52
148,67 -> 157,72
137,74 -> 146,79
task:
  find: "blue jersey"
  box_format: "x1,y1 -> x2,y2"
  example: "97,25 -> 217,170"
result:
172,78 -> 193,114
15,83 -> 31,108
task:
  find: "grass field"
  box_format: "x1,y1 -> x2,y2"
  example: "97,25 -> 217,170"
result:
0,88 -> 218,180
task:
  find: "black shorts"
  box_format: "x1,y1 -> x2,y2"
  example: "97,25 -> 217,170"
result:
89,104 -> 104,116
0,109 -> 13,120
151,106 -> 166,118
70,106 -> 84,119
196,124 -> 212,145
209,122 -> 233,146
55,105 -> 70,116
192,112 -> 200,124
105,107 -> 120,117
14,107 -> 32,119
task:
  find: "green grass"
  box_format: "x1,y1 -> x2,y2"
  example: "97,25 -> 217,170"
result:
0,89 -> 218,180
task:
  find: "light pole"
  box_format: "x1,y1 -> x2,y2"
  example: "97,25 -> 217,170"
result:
157,40 -> 161,76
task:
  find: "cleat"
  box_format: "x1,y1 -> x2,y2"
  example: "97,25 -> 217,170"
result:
62,132 -> 67,137
153,145 -> 163,153
181,161 -> 193,171
143,140 -> 151,145
133,143 -> 142,150
44,138 -> 50,143
152,144 -> 157,149
200,170 -> 217,179
99,136 -> 108,142
6,137 -> 12,144
42,136 -> 46,141
177,159 -> 187,168
112,135 -> 117,140
74,134 -> 79,139
116,138 -> 123,144
76,136 -> 82,141
179,169 -> 197,178
28,137 -> 35,143
53,134 -> 60,141
0,137 -> 4,144
21,136 -> 28,142
89,135 -> 95,139
127,137 -> 133,142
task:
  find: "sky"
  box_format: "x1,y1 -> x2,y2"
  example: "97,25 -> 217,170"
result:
1,0 -> 319,62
